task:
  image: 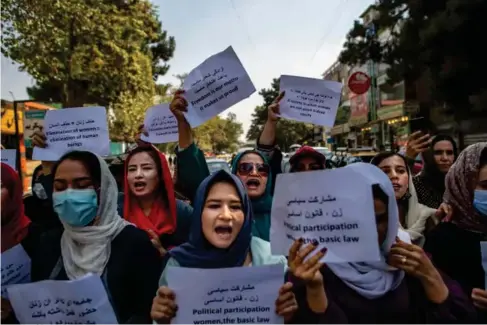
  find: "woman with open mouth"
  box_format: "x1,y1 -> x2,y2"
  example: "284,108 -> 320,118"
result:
123,145 -> 193,256
146,90 -> 275,241
371,152 -> 438,245
151,170 -> 329,324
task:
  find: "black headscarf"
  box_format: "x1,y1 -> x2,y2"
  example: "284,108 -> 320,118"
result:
420,135 -> 458,192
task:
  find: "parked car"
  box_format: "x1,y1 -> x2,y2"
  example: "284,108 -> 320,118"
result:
206,158 -> 231,174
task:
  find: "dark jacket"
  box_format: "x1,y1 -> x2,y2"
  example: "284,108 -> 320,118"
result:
425,222 -> 487,322
30,225 -> 161,324
289,266 -> 477,323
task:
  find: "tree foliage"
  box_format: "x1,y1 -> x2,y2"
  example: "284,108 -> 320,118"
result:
2,0 -> 175,108
338,0 -> 487,120
246,78 -> 314,151
194,113 -> 243,154
335,106 -> 351,125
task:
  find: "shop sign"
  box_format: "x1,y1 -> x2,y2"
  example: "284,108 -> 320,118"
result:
377,104 -> 404,120
330,124 -> 344,136
1,108 -> 24,135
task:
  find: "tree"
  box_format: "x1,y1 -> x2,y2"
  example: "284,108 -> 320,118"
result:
338,0 -> 487,121
335,106 -> 351,125
246,78 -> 314,151
194,113 -> 243,154
2,0 -> 175,108
109,87 -> 155,142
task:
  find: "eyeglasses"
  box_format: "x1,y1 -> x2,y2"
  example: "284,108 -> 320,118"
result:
237,162 -> 270,176
294,163 -> 324,172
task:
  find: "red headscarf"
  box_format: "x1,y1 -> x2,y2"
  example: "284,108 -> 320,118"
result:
123,145 -> 177,236
1,163 -> 31,252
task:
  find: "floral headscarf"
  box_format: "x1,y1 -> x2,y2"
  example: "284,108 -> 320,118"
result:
444,142 -> 487,233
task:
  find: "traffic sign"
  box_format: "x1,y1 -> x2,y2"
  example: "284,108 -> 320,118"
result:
348,71 -> 371,95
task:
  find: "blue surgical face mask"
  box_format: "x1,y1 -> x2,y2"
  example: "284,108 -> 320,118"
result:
473,189 -> 487,216
53,189 -> 98,227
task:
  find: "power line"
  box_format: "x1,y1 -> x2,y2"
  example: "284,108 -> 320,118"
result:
228,0 -> 258,52
309,0 -> 349,67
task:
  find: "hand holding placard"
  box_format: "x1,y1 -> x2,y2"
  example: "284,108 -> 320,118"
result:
140,104 -> 179,144
270,166 -> 381,263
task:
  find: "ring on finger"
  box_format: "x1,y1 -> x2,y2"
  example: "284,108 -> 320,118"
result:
401,256 -> 407,264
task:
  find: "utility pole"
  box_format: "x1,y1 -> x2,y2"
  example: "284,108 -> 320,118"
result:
365,21 -> 380,148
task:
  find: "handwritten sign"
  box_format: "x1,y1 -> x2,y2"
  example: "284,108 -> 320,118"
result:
0,149 -> 17,170
24,109 -> 47,148
481,242 -> 487,289
270,167 -> 380,263
7,273 -> 118,324
1,244 -> 31,298
166,265 -> 284,324
140,104 -> 178,144
183,46 -> 256,127
279,75 -> 342,127
33,107 -> 110,161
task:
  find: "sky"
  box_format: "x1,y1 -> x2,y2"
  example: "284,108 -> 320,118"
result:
1,0 -> 372,140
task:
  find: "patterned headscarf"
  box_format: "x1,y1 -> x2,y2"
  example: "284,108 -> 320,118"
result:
444,142 -> 487,233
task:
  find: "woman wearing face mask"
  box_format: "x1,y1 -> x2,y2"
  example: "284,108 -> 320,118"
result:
123,145 -> 193,255
287,163 -> 476,323
23,164 -> 62,231
424,143 -> 487,320
31,151 -> 162,323
151,170 -> 328,324
371,152 -> 438,245
409,135 -> 458,209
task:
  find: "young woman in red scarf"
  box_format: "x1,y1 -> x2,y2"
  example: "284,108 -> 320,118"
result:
1,163 -> 39,322
123,145 -> 193,256
1,163 -> 31,253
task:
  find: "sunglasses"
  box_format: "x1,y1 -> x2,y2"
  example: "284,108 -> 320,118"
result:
237,162 -> 270,176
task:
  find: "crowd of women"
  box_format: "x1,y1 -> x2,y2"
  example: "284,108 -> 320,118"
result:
1,89 -> 486,323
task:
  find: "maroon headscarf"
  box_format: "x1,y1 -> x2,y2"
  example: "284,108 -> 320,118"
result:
1,163 -> 31,252
289,146 -> 326,172
443,142 -> 487,233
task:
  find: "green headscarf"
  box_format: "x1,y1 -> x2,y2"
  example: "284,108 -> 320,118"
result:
231,150 -> 273,241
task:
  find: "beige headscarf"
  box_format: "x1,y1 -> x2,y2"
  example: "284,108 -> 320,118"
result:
444,142 -> 487,233
60,153 -> 131,280
402,171 -> 438,245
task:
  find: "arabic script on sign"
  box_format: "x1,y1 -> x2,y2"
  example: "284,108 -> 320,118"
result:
7,273 -> 118,324
140,104 -> 179,144
278,75 -> 342,127
33,106 -> 110,161
182,46 -> 256,127
166,265 -> 284,324
270,166 -> 381,263
1,244 -> 31,298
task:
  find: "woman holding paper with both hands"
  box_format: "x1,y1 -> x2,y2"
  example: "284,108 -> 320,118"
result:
287,164 -> 476,323
151,170 -> 329,324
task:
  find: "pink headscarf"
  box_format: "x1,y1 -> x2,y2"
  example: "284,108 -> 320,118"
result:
443,142 -> 487,233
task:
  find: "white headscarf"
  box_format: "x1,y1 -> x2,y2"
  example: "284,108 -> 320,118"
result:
60,153 -> 131,280
402,172 -> 437,245
327,163 -> 411,300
